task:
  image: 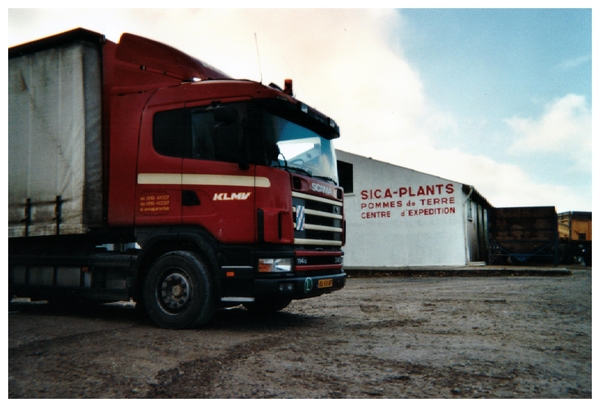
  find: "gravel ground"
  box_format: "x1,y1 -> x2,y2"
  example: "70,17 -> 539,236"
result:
8,267 -> 592,398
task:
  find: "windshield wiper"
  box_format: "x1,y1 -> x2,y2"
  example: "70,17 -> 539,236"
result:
314,175 -> 338,185
286,166 -> 312,177
274,152 -> 313,178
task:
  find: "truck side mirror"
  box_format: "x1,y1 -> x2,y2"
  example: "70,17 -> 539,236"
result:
266,143 -> 280,162
214,124 -> 239,160
212,106 -> 249,169
213,106 -> 237,123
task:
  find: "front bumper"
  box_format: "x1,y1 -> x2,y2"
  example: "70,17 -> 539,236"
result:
254,271 -> 346,300
219,270 -> 346,303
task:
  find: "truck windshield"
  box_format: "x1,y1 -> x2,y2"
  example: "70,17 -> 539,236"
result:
262,111 -> 339,185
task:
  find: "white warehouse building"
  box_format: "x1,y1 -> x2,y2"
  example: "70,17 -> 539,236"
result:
336,150 -> 493,269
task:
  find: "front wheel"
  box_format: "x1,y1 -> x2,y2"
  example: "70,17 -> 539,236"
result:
143,251 -> 216,329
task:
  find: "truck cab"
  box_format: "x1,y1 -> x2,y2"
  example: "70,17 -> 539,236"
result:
9,28 -> 346,328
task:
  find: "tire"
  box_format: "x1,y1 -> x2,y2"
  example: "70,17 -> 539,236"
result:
143,251 -> 216,329
244,298 -> 291,314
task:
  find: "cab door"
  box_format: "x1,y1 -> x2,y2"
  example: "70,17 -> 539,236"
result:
181,105 -> 257,244
135,105 -> 185,226
181,160 -> 257,244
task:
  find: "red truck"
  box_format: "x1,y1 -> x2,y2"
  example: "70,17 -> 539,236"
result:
9,28 -> 346,328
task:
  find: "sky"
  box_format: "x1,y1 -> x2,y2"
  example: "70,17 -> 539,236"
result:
6,5 -> 594,213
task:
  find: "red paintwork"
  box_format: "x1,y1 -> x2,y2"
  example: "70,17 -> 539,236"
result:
99,31 -> 341,246
295,264 -> 343,272
115,33 -> 231,82
255,166 -> 294,244
290,173 -> 344,202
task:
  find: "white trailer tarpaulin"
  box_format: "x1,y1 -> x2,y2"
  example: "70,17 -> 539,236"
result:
9,41 -> 103,237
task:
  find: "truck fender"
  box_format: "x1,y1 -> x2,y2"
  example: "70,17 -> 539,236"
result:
132,226 -> 221,303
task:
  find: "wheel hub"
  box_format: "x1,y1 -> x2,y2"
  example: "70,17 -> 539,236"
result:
160,271 -> 191,312
171,285 -> 183,296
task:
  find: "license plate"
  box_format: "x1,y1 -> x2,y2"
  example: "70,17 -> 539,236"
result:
318,278 -> 333,289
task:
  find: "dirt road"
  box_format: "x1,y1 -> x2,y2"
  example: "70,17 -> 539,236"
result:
9,268 -> 591,398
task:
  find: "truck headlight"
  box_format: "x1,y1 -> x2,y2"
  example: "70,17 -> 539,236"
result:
258,258 -> 293,273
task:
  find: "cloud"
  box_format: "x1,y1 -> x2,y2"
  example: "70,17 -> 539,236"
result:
557,54 -> 591,70
8,9 -> 590,212
338,138 -> 588,212
505,94 -> 591,173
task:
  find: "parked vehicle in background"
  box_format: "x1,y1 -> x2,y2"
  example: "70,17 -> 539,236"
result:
558,211 -> 591,266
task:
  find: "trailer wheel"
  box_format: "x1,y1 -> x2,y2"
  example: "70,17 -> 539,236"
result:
143,251 -> 216,329
244,298 -> 291,314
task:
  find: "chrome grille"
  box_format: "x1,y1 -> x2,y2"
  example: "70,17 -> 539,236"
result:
292,191 -> 343,247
